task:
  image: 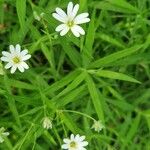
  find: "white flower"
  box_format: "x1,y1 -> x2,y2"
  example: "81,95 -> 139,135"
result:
91,120 -> 105,133
0,127 -> 9,143
62,134 -> 88,150
52,2 -> 90,37
42,117 -> 52,130
1,44 -> 31,74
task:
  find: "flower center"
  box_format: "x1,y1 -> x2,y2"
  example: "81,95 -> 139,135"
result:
70,141 -> 77,148
13,56 -> 20,64
67,21 -> 74,27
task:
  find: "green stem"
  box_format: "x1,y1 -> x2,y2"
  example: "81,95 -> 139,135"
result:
18,124 -> 34,150
60,109 -> 96,122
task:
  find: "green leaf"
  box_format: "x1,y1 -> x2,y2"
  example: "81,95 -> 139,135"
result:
0,0 -> 4,23
82,10 -> 96,67
51,71 -> 86,101
4,75 -> 21,127
41,42 -> 56,72
85,73 -> 104,122
107,0 -> 139,13
91,70 -> 141,83
59,37 -> 81,67
43,69 -> 81,96
142,110 -> 150,130
16,0 -> 26,33
60,113 -> 83,134
8,79 -> 37,90
123,115 -> 141,147
91,0 -> 139,14
107,99 -> 134,111
19,107 -> 43,117
55,85 -> 86,107
89,45 -> 143,69
96,33 -> 125,48
14,95 -> 41,106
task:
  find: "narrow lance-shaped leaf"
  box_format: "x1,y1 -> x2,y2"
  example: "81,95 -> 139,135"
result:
85,73 -> 104,122
0,0 -> 4,23
60,113 -> 83,134
123,114 -> 141,148
90,70 -> 141,83
107,0 -> 140,13
60,37 -> 81,67
82,10 -> 96,67
43,69 -> 81,95
91,0 -> 139,14
51,71 -> 86,101
16,0 -> 26,33
96,33 -> 125,48
55,85 -> 86,107
89,44 -> 143,69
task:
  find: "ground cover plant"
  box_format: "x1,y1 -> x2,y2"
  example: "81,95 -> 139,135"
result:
0,0 -> 150,149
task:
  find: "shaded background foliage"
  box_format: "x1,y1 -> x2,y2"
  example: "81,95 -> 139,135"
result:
0,0 -> 150,149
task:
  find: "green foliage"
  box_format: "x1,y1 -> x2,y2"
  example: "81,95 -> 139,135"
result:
0,0 -> 150,149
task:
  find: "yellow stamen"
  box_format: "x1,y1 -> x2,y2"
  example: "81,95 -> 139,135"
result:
67,21 -> 74,27
13,56 -> 20,64
70,141 -> 77,148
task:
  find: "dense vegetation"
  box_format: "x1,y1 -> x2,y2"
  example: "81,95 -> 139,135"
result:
0,0 -> 150,149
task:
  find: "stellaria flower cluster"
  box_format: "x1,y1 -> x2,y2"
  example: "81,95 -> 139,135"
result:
52,2 -> 90,37
0,127 -> 9,143
62,134 -> 88,150
1,2 -> 90,74
1,44 -> 31,73
0,2 -> 102,150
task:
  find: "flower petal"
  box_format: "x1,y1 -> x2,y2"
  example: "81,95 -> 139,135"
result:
79,135 -> 86,141
21,49 -> 28,56
55,24 -> 67,32
18,65 -> 25,72
74,13 -> 89,22
10,66 -> 17,74
74,17 -> 90,24
21,62 -> 29,69
55,8 -> 67,18
9,45 -> 15,53
2,132 -> 9,136
71,27 -> 80,37
61,144 -> 69,149
15,44 -> 21,53
63,138 -> 70,144
52,13 -> 66,23
22,54 -> 31,61
2,51 -> 11,57
80,141 -> 88,147
1,57 -> 10,62
0,136 -> 4,143
5,63 -> 12,69
73,25 -> 85,35
67,2 -> 73,16
70,134 -> 75,140
75,134 -> 80,140
71,25 -> 85,37
71,4 -> 79,18
60,26 -> 69,36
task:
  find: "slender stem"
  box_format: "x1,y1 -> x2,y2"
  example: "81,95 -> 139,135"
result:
60,109 -> 96,121
18,124 -> 34,150
31,133 -> 37,150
